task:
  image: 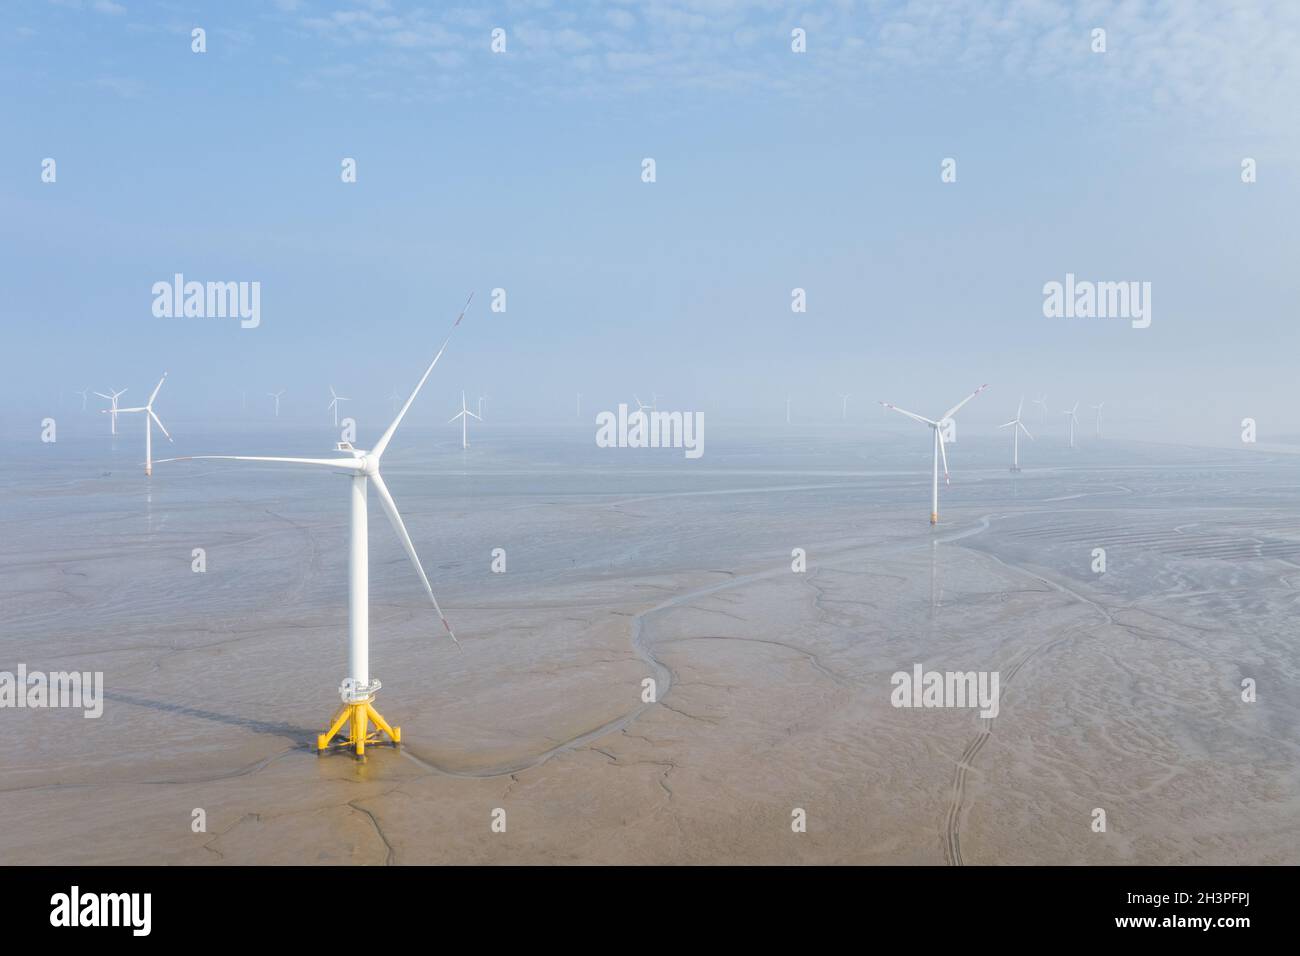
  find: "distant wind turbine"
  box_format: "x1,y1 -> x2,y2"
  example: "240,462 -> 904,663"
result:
75,388 -> 89,411
999,397 -> 1033,472
114,372 -> 173,476
95,387 -> 127,435
880,385 -> 989,525
840,394 -> 850,421
158,293 -> 473,756
269,390 -> 285,417
1032,394 -> 1049,424
477,395 -> 486,419
328,386 -> 350,427
449,390 -> 481,449
1090,402 -> 1104,439
1064,401 -> 1080,448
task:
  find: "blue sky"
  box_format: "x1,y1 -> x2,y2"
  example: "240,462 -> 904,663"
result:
3,1 -> 1297,442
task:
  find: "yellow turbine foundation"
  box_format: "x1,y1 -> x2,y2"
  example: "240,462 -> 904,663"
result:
317,699 -> 401,756
930,512 -> 938,525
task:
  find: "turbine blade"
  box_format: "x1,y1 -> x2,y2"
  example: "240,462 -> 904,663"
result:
1020,422 -> 1034,440
150,409 -> 173,441
371,293 -> 474,460
1016,397 -> 1024,419
999,420 -> 1016,428
879,402 -> 936,426
448,411 -> 463,423
148,372 -> 167,406
467,410 -> 482,421
940,384 -> 989,422
938,431 -> 950,485
93,392 -> 111,400
371,471 -> 459,648
153,455 -> 361,471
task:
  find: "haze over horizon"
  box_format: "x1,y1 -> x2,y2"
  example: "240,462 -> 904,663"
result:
4,1 -> 1297,447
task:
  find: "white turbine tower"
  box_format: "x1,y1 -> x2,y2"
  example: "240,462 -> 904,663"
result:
328,386 -> 350,427
999,397 -> 1033,472
95,388 -> 127,435
840,394 -> 851,421
1032,393 -> 1049,424
75,388 -> 89,412
1090,401 -> 1104,439
114,373 -> 173,476
1064,401 -> 1080,448
159,295 -> 473,757
269,390 -> 284,417
449,390 -> 481,449
880,385 -> 989,525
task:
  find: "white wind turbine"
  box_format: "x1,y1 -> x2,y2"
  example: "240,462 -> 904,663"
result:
999,397 -> 1033,472
75,388 -> 89,412
477,395 -> 486,419
840,393 -> 851,421
159,295 -> 473,757
880,385 -> 988,525
633,394 -> 653,422
1090,401 -> 1104,439
269,390 -> 284,417
114,372 -> 173,476
1064,401 -> 1080,448
95,387 -> 127,435
1032,393 -> 1049,424
328,386 -> 350,427
449,389 -> 481,449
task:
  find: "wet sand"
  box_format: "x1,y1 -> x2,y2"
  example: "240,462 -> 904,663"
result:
2,428 -> 1297,864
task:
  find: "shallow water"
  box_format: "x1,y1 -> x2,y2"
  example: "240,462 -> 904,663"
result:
2,422 -> 1296,863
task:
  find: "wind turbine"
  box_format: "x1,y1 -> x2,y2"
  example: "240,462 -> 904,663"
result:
840,394 -> 851,421
158,294 -> 473,757
999,397 -> 1033,472
95,388 -> 127,435
1090,402 -> 1104,439
114,373 -> 173,476
268,390 -> 285,417
449,390 -> 481,449
880,385 -> 989,525
633,395 -> 653,422
477,395 -> 486,419
1064,401 -> 1080,448
328,386 -> 350,427
1032,394 -> 1049,424
75,388 -> 89,412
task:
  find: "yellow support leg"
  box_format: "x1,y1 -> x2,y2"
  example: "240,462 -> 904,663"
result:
316,699 -> 402,757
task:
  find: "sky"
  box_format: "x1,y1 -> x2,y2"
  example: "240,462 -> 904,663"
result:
2,0 -> 1298,445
